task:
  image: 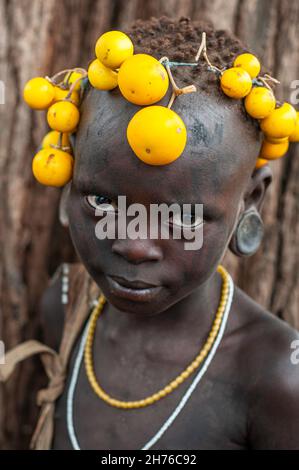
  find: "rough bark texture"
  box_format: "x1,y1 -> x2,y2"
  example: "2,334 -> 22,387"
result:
0,0 -> 298,449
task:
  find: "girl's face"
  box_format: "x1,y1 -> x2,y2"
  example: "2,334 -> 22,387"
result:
68,87 -> 260,315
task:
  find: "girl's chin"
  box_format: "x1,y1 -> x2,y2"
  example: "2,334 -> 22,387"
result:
101,285 -> 170,317
106,275 -> 163,303
86,268 -> 171,315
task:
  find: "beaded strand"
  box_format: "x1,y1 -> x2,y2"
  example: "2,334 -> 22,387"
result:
84,264 -> 230,409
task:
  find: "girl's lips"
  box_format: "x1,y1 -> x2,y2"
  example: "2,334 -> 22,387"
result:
107,275 -> 163,302
109,275 -> 158,289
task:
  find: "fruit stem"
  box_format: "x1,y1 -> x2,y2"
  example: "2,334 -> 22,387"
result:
195,32 -> 206,61
167,91 -> 176,109
161,57 -> 197,108
167,85 -> 197,109
49,69 -> 73,83
49,132 -> 71,152
263,73 -> 280,84
257,77 -> 273,90
50,67 -> 87,85
50,144 -> 71,152
65,71 -> 88,100
195,32 -> 225,74
159,58 -> 181,93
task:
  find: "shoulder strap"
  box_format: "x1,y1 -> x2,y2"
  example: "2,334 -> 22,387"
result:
30,262 -> 101,449
0,263 -> 100,450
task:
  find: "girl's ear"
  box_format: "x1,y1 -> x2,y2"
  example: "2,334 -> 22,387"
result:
59,134 -> 75,228
244,164 -> 273,212
69,133 -> 76,154
59,182 -> 71,228
229,164 -> 272,257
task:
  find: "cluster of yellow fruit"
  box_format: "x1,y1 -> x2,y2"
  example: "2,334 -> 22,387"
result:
23,30 -> 299,188
23,69 -> 86,186
219,53 -> 299,168
23,30 -> 188,186
88,31 -> 186,166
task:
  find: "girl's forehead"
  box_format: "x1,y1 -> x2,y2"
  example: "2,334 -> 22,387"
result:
74,88 -> 260,199
78,86 -> 259,152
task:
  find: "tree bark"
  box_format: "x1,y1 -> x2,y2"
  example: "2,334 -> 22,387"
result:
0,0 -> 298,449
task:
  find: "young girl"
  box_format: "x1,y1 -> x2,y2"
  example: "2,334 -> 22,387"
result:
1,16 -> 299,450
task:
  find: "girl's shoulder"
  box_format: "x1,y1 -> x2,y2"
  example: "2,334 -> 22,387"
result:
222,285 -> 299,448
229,284 -> 299,370
233,285 -> 299,347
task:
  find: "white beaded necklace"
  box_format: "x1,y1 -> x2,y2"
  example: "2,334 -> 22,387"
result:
66,272 -> 234,450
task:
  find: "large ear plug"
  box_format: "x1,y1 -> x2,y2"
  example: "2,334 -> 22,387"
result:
229,208 -> 264,257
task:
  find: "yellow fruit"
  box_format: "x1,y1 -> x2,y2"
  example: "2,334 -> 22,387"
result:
118,54 -> 169,105
266,136 -> 289,144
53,86 -> 80,105
244,87 -> 276,119
64,71 -> 84,91
88,59 -> 118,90
95,31 -> 134,69
47,101 -> 80,133
289,112 -> 299,142
23,77 -> 55,110
41,130 -> 70,149
260,103 -> 297,138
220,67 -> 252,99
255,158 -> 268,169
127,106 -> 187,165
32,148 -> 74,186
234,53 -> 261,79
259,139 -> 289,160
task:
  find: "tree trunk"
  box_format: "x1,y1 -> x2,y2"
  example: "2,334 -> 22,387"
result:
0,0 -> 298,449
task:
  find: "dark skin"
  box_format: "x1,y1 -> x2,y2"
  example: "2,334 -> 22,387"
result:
41,86 -> 299,449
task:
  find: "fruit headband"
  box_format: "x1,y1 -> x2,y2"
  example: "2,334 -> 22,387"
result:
23,30 -> 299,187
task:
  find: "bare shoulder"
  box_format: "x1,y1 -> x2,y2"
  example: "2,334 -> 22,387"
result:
39,265 -> 66,351
232,285 -> 299,354
229,286 -> 299,449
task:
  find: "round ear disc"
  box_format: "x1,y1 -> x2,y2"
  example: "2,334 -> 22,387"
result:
235,209 -> 264,256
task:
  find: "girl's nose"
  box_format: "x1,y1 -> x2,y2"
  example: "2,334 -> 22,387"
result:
111,238 -> 163,264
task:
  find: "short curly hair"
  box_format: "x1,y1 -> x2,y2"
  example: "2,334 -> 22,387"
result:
82,16 -> 264,130
125,16 -> 248,93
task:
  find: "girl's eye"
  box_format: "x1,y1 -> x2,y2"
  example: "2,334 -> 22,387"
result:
168,211 -> 204,228
86,195 -> 117,212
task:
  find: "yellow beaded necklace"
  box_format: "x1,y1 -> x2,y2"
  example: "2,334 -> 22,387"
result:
84,264 -> 230,409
